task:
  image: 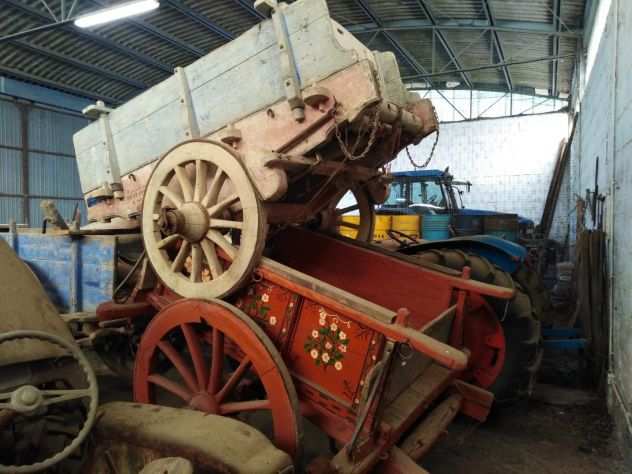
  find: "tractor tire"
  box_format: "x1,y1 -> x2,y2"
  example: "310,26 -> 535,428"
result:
513,264 -> 551,321
410,249 -> 543,404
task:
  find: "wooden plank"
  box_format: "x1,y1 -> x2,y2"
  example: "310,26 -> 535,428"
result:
381,363 -> 453,432
74,0 -> 362,193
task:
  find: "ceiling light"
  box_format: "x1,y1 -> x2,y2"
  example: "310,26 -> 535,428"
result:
446,81 -> 460,88
74,0 -> 159,28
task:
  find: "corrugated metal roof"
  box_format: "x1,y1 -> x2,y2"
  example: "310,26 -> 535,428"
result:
0,0 -> 585,105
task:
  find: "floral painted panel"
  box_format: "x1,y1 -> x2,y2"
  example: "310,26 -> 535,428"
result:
235,280 -> 298,348
287,299 -> 380,407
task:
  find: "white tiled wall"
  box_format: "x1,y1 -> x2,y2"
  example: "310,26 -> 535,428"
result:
390,112 -> 570,242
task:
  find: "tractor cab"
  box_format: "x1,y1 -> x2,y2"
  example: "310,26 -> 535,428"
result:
378,168 -> 534,242
380,169 -> 469,215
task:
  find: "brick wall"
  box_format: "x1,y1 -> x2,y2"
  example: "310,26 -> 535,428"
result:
390,112 -> 570,242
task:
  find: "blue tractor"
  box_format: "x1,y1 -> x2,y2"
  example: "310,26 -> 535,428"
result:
375,169 -> 547,403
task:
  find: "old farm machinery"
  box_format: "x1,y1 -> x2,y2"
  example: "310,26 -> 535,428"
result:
67,0 -> 529,471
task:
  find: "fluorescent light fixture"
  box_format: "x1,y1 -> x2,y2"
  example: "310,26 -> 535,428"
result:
74,0 -> 159,28
446,81 -> 460,89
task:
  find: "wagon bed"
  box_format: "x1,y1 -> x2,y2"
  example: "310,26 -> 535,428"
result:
98,228 -> 512,473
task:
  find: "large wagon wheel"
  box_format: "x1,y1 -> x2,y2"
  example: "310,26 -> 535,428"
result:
142,140 -> 265,299
133,299 -> 302,461
322,185 -> 375,242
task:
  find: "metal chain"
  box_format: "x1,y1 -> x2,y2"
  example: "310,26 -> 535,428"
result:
405,103 -> 440,169
334,107 -> 381,161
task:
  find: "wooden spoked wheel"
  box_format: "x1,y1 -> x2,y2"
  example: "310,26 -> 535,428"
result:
142,140 -> 265,299
327,185 -> 375,242
133,299 -> 302,461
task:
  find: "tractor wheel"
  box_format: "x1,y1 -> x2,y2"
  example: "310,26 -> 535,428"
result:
410,249 -> 542,404
513,264 -> 551,321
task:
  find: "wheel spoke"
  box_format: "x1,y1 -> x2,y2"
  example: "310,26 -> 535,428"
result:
171,241 -> 191,272
193,160 -> 208,202
181,324 -> 208,390
174,165 -> 193,202
40,389 -> 91,406
219,399 -> 270,415
207,193 -> 239,218
190,244 -> 202,282
336,204 -> 359,215
147,374 -> 192,402
338,221 -> 360,229
201,239 -> 223,279
157,233 -> 180,249
0,392 -> 11,401
216,357 -> 251,404
201,170 -> 226,207
157,340 -> 198,393
206,231 -> 237,261
159,186 -> 184,208
209,218 -> 243,230
208,328 -> 224,395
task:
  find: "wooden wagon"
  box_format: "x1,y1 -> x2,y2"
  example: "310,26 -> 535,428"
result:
73,0 -> 439,302
97,227 -> 513,473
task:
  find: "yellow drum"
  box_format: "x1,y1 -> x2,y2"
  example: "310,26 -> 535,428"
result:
391,215 -> 421,239
373,215 -> 392,241
339,215 -> 361,239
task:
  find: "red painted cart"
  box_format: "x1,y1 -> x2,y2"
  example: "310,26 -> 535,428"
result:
100,227 -> 512,473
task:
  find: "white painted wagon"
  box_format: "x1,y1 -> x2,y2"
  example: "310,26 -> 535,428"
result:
73,0 -> 438,299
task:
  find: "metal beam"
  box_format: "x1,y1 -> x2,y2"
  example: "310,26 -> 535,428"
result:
233,0 -> 265,20
10,39 -> 149,90
90,0 -> 206,58
403,53 -> 577,80
346,19 -> 582,38
482,0 -> 512,91
2,0 -> 173,74
415,0 -> 473,89
551,0 -> 562,97
0,66 -> 123,105
0,19 -> 74,43
164,0 -> 234,41
351,0 -> 434,85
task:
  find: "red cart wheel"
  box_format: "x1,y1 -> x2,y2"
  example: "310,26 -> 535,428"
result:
133,299 -> 302,461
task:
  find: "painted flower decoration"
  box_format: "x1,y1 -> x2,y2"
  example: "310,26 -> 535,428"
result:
304,309 -> 350,370
261,293 -> 270,303
269,316 -> 277,326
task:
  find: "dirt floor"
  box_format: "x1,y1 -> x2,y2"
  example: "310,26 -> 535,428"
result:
99,375 -> 626,473
422,398 -> 625,474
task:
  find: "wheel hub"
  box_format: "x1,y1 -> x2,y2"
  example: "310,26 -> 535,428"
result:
162,202 -> 210,243
11,385 -> 43,412
189,392 -> 219,413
